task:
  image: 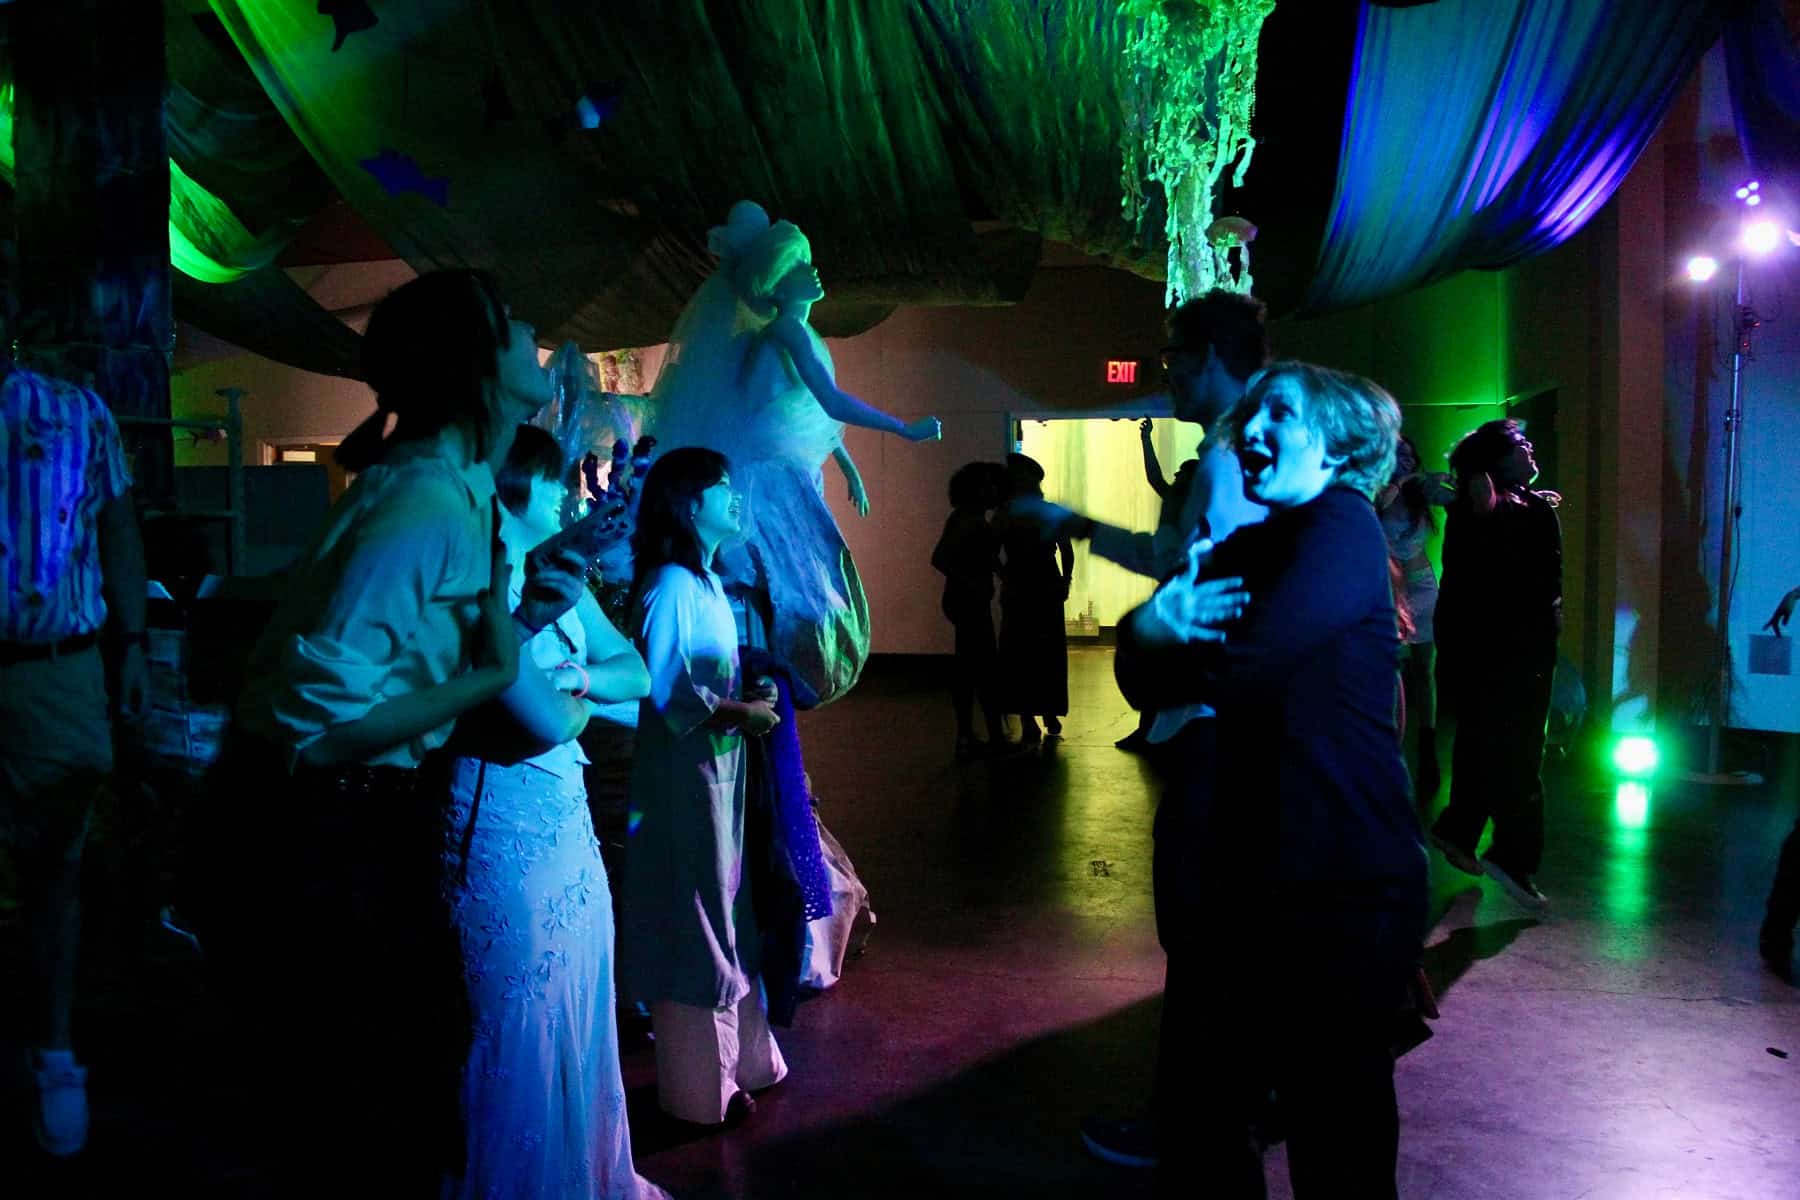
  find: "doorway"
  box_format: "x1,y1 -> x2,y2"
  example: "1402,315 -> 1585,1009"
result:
1015,415 -> 1200,634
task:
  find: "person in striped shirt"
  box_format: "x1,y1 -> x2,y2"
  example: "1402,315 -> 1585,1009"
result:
0,360 -> 147,1157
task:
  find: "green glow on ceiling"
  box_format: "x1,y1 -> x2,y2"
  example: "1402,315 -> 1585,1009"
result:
0,80 -> 260,285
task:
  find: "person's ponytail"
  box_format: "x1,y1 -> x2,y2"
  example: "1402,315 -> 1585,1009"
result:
334,408 -> 391,473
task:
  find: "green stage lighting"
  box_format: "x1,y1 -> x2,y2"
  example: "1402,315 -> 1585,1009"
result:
1612,735 -> 1659,777
1614,782 -> 1651,830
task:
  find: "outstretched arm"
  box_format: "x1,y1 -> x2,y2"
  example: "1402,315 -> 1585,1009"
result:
833,445 -> 870,516
1140,418 -> 1170,498
1767,585 -> 1800,636
767,315 -> 941,441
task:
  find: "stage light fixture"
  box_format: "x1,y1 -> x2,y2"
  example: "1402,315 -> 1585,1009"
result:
1612,735 -> 1660,777
1685,255 -> 1719,282
1744,219 -> 1782,256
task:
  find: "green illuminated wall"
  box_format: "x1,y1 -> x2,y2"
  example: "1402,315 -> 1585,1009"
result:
1272,223 -> 1616,714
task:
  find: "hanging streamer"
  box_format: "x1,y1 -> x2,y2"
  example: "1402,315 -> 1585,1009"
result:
1118,0 -> 1276,306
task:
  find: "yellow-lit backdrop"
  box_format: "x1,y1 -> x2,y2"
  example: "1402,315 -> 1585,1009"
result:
1019,417 -> 1200,632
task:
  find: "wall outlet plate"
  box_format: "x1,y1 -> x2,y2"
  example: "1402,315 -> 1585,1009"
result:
1749,634 -> 1792,676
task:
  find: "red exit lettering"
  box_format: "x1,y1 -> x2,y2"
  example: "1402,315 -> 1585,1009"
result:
1106,359 -> 1138,384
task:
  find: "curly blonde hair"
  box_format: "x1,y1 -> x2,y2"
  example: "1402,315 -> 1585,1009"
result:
1221,361 -> 1400,500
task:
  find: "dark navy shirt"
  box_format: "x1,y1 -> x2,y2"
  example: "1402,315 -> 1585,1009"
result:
1117,485 -> 1427,898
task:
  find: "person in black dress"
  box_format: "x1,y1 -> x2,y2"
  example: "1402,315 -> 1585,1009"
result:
995,453 -> 1073,745
932,461 -> 1007,759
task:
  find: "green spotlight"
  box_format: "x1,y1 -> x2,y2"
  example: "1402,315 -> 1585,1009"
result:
1612,735 -> 1660,777
1614,781 -> 1651,830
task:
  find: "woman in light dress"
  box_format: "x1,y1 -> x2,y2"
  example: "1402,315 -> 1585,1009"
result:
441,424 -> 669,1199
618,448 -> 787,1126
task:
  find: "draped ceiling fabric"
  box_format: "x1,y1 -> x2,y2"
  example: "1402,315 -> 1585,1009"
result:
1301,0 -> 1731,315
0,2 -> 1735,364
0,10 -> 363,376
205,0 -> 1219,347
162,7 -> 363,376
1724,0 -> 1800,203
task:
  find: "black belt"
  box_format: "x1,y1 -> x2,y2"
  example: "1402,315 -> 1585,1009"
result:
0,630 -> 100,667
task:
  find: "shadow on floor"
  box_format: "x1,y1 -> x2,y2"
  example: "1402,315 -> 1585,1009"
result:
1422,914 -> 1542,1003
638,997 -> 1162,1200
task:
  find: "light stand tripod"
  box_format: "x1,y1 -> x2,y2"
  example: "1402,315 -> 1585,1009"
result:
1686,256 -> 1765,785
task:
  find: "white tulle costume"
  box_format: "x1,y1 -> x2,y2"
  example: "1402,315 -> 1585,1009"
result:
645,203 -> 871,708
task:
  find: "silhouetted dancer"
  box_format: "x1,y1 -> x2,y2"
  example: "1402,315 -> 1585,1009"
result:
932,462 -> 1008,758
1429,419 -> 1563,913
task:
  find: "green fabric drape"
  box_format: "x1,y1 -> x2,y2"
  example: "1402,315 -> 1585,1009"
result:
0,13 -> 362,377
205,1 -> 1280,346
206,0 -> 1077,346
165,7 -> 335,247
163,7 -> 364,376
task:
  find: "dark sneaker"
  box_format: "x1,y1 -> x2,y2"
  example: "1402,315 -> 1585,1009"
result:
1079,1115 -> 1156,1169
1428,830 -> 1484,878
1481,856 -> 1549,912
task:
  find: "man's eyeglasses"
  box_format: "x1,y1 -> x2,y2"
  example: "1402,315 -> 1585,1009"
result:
1158,345 -> 1205,378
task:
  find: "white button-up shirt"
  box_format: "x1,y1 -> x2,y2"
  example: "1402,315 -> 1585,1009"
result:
236,449 -> 496,769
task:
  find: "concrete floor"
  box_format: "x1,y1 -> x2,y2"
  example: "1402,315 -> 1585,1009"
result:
5,647 -> 1799,1197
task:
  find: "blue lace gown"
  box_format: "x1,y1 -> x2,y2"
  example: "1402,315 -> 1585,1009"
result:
441,546 -> 669,1200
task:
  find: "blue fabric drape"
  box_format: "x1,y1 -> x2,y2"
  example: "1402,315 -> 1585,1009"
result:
1303,0 -> 1728,315
1724,0 -> 1800,199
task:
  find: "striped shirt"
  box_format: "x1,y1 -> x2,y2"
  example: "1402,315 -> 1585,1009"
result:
0,368 -> 133,643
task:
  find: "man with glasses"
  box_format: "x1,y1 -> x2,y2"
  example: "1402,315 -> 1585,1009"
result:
1017,291 -> 1270,584
1011,289 -> 1270,1171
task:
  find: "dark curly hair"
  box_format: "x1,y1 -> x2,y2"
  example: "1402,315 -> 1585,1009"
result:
1448,419 -> 1529,488
1165,289 -> 1270,382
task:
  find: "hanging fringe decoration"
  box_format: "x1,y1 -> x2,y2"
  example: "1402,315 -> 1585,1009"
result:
1119,0 -> 1275,306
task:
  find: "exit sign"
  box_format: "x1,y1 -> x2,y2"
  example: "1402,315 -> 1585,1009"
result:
1105,359 -> 1140,385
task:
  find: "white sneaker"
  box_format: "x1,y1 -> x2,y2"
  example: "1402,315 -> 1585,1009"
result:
28,1049 -> 88,1156
1480,857 -> 1550,914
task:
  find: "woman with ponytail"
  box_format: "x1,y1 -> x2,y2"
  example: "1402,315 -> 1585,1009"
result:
198,270 -> 575,1192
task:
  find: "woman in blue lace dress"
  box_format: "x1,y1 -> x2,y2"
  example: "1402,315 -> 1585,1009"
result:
442,426 -> 668,1199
